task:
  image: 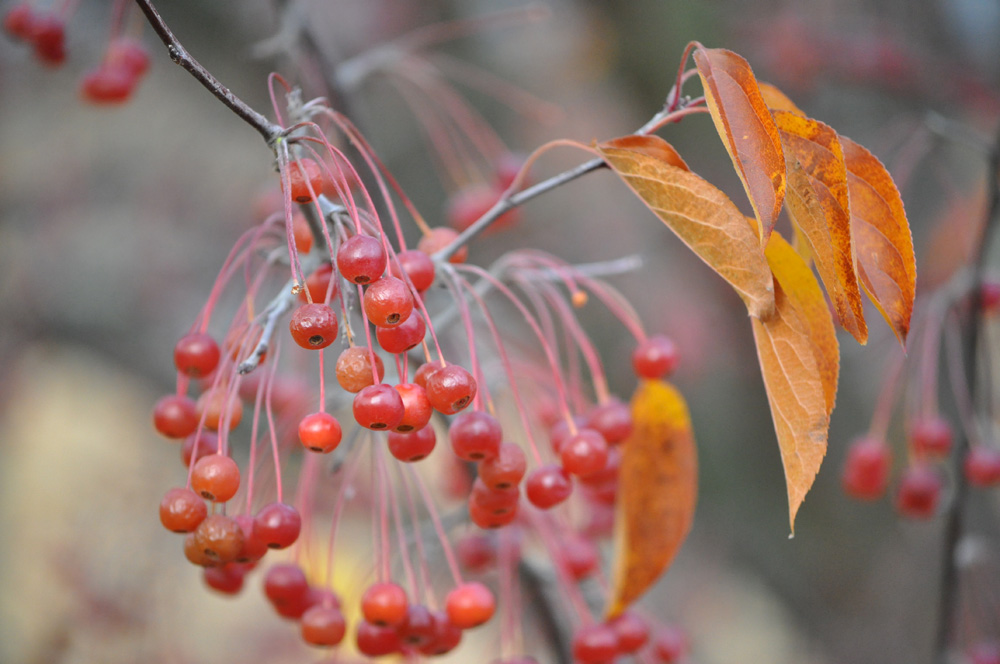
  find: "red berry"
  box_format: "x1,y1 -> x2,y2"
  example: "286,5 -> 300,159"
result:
335,346 -> 384,393
105,38 -> 150,77
445,581 -> 495,629
203,563 -> 247,595
981,280 -> 1000,313
632,335 -> 679,379
376,310 -> 426,354
450,410 -> 502,461
525,464 -> 573,509
174,332 -> 221,377
153,394 -> 198,438
579,446 -> 621,487
300,263 -> 339,303
30,15 -> 65,66
387,426 -> 437,462
195,387 -> 244,431
337,234 -> 386,284
965,446 -> 1000,487
254,502 -> 301,549
192,514 -> 245,564
301,605 -> 347,647
298,412 -> 343,453
470,478 -> 519,515
455,534 -> 497,572
417,227 -> 467,264
80,66 -> 135,105
181,430 -> 219,467
609,612 -> 650,653
393,383 -> 432,432
396,603 -> 436,647
3,4 -> 35,40
291,212 -> 313,254
264,563 -> 309,605
289,303 -> 339,349
361,581 -> 409,626
841,436 -> 891,500
909,416 -> 953,458
390,249 -> 436,292
418,611 -> 462,655
478,442 -> 527,489
896,464 -> 943,519
159,487 -> 207,533
572,623 -> 620,663
426,364 -> 477,414
413,360 -> 445,389
364,276 -> 414,327
469,497 -> 519,529
353,383 -> 405,430
356,620 -> 402,656
233,514 -> 268,563
446,184 -> 520,232
558,536 -> 599,580
495,152 -> 527,190
286,158 -> 325,203
560,428 -> 610,477
549,418 -> 583,454
652,625 -> 688,662
586,399 -> 633,444
191,453 -> 241,502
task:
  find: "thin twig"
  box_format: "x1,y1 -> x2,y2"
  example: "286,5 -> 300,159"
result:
132,0 -> 284,145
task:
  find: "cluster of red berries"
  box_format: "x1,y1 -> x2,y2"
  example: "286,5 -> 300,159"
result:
572,615 -> 688,664
445,154 -> 526,234
3,2 -> 151,104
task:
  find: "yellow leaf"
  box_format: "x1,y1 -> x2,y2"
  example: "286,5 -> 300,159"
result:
606,380 -> 697,618
841,137 -> 916,344
774,110 -> 868,344
753,232 -> 839,532
598,140 -> 776,319
757,82 -> 804,115
694,46 -> 786,246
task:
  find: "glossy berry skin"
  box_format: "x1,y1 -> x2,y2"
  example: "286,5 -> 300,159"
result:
469,497 -> 519,529
289,303 -> 339,349
393,383 -> 432,432
390,249 -> 436,292
426,364 -> 477,415
298,412 -> 342,453
841,436 -> 891,500
181,430 -> 219,467
896,465 -> 943,519
191,454 -> 241,502
286,158 -> 325,203
471,478 -> 519,514
301,605 -> 347,647
300,263 -> 339,303
159,487 -> 207,533
337,234 -> 386,284
203,563 -> 246,595
397,603 -> 436,647
560,428 -> 610,477
652,625 -> 688,663
356,620 -> 402,656
450,410 -> 502,461
909,416 -> 953,458
375,311 -> 425,354
353,383 -> 405,430
526,464 -> 573,509
609,612 -> 650,653
632,335 -> 679,379
445,581 -> 495,629
264,563 -> 309,606
361,581 -> 409,627
153,394 -> 198,438
965,446 -> 1000,487
233,514 -> 268,563
572,623 -> 620,663
174,332 -> 221,377
335,346 -> 384,393
387,426 -> 437,462
192,514 -> 245,564
254,502 -> 301,549
414,360 -> 445,389
363,276 -> 414,327
586,399 -> 633,444
478,442 -> 527,489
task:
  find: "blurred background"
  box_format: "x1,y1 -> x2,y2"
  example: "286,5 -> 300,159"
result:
2,0 -> 1000,662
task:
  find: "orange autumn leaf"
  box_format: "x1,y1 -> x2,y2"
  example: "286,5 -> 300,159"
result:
694,45 -> 785,245
601,135 -> 689,171
753,231 -> 838,533
841,137 -> 916,344
757,82 -> 804,115
606,379 -> 697,619
597,140 -> 776,319
773,110 -> 868,344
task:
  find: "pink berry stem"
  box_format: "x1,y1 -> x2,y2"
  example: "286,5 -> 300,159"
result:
397,467 -> 434,605
408,465 -> 464,587
437,266 -> 488,410
383,458 -> 418,597
944,311 -> 984,447
262,342 -> 285,504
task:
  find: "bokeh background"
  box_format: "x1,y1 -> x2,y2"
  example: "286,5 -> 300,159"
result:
2,1 -> 1000,662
